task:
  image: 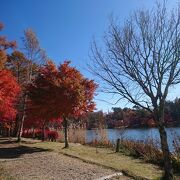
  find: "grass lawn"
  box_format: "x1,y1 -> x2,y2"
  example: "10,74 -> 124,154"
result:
22,140 -> 164,180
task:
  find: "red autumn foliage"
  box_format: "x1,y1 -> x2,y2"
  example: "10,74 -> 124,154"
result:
0,70 -> 20,121
0,22 -> 20,122
22,129 -> 59,141
28,60 -> 97,120
27,60 -> 97,145
47,131 -> 59,141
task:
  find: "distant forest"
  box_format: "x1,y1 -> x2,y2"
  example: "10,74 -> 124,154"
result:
86,98 -> 180,129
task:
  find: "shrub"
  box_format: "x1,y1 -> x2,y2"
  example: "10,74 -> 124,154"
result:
22,130 -> 33,138
172,134 -> 180,173
35,129 -> 43,139
22,129 -> 43,139
172,156 -> 180,173
22,129 -> 59,141
87,139 -> 113,148
119,139 -> 163,165
172,134 -> 180,158
117,138 -> 180,173
47,131 -> 59,142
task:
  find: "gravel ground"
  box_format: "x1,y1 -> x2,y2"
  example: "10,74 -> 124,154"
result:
0,139 -> 131,180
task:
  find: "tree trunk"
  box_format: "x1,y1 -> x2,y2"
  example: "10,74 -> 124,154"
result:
42,124 -> 45,141
17,94 -> 27,142
116,138 -> 120,152
154,104 -> 173,180
158,124 -> 173,180
32,127 -> 35,139
13,115 -> 19,137
8,128 -> 10,137
63,118 -> 69,148
17,115 -> 25,142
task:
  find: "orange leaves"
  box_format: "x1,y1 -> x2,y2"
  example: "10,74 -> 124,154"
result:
0,70 -> 21,120
28,60 -> 98,122
0,22 -> 17,70
0,50 -> 7,70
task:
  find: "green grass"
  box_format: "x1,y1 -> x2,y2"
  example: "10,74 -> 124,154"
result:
23,141 -> 164,180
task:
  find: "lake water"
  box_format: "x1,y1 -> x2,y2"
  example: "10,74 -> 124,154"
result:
86,127 -> 180,151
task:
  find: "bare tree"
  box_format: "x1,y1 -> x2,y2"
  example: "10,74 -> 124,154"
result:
90,2 -> 180,179
17,28 -> 47,142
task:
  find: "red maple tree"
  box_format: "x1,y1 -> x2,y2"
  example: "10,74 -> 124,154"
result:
28,60 -> 97,147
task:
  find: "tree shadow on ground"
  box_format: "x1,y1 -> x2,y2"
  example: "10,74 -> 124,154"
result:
0,138 -> 12,141
0,139 -> 17,145
0,145 -> 50,159
0,138 -> 50,159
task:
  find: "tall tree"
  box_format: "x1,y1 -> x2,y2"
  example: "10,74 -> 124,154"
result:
6,51 -> 29,136
17,28 -> 47,142
7,51 -> 28,85
28,61 -> 97,147
90,2 -> 179,179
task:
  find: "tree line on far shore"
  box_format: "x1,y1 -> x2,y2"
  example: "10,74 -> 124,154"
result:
86,99 -> 180,129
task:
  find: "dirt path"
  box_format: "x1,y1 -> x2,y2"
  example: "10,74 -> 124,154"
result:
0,138 -> 131,180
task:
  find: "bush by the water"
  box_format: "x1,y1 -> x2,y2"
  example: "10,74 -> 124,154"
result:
119,139 -> 163,165
87,139 -> 113,148
120,139 -> 180,173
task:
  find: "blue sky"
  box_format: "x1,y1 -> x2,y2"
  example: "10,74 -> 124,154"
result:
1,0 -> 179,112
